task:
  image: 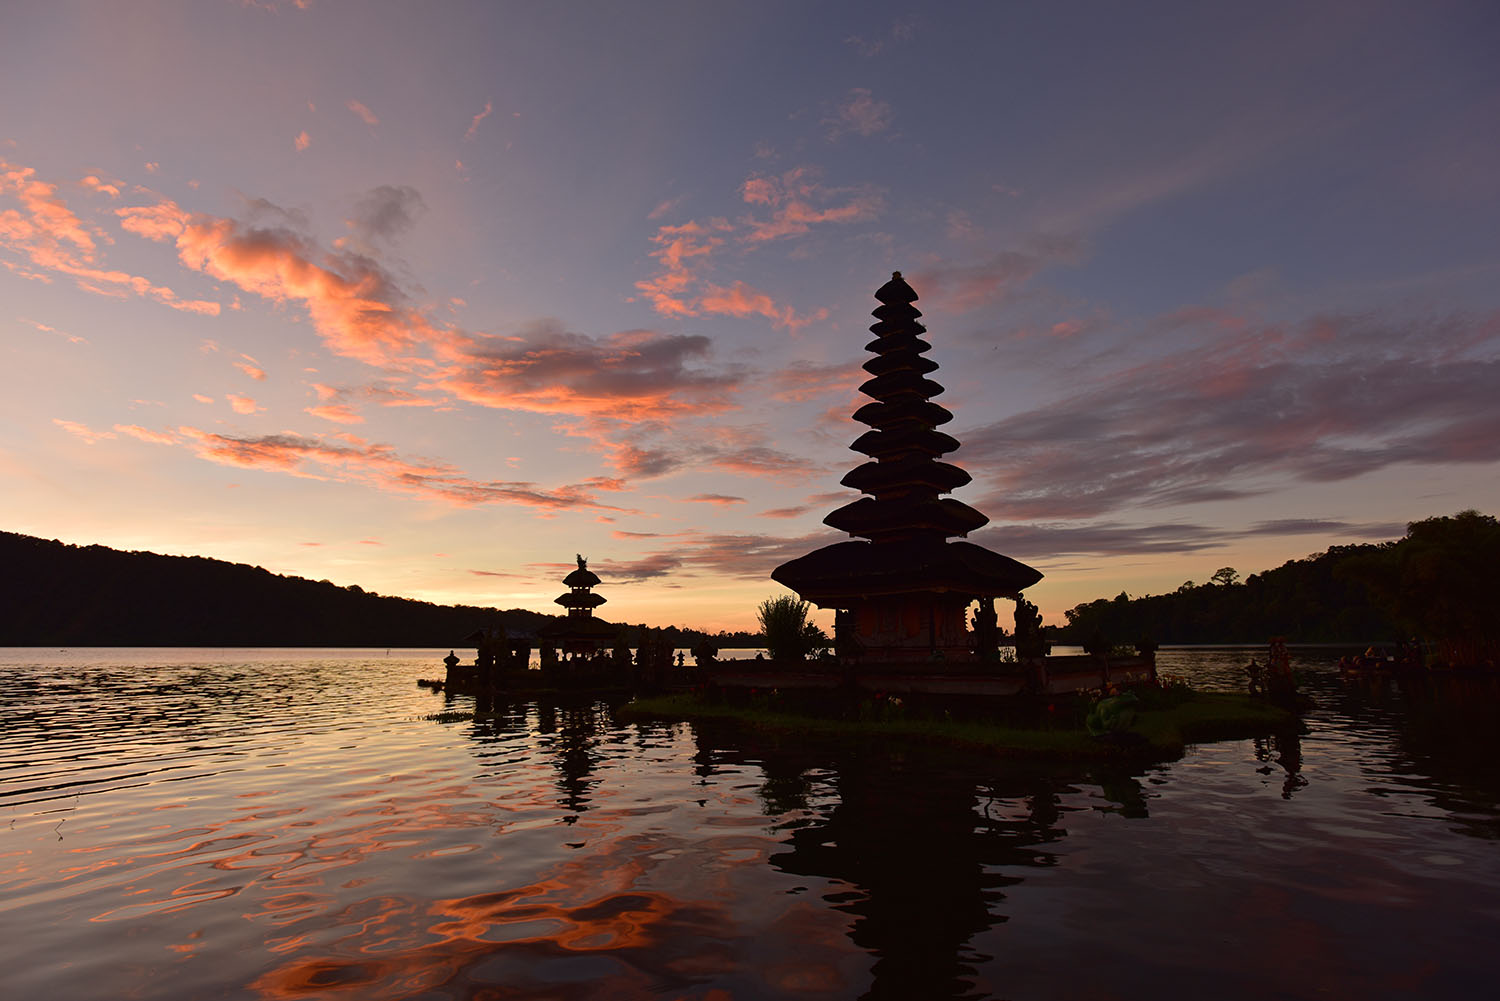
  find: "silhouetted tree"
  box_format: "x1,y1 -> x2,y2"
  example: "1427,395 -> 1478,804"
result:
757,595 -> 828,661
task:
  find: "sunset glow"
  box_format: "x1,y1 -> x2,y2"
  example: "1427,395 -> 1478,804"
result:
3,1 -> 1496,630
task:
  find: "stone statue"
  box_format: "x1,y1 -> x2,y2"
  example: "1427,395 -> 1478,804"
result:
1013,597 -> 1051,661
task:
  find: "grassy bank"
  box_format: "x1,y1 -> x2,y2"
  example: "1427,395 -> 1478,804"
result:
617,690 -> 1297,760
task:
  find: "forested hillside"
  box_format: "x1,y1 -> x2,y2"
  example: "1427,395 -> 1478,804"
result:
0,531 -> 766,649
1057,511 -> 1499,663
0,531 -> 560,647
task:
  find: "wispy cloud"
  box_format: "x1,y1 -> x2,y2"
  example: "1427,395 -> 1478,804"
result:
463,99 -> 493,141
0,161 -> 220,314
113,423 -> 179,445
913,237 -> 1085,313
176,427 -> 635,513
305,403 -> 364,424
635,167 -> 880,326
964,310 -> 1500,519
973,517 -> 1406,560
684,493 -> 745,506
53,418 -> 116,444
437,322 -> 742,421
226,393 -> 263,415
294,130 -> 311,152
826,88 -> 892,140
346,99 -> 379,126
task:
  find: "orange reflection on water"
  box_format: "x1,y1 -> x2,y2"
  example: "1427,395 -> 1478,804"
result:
249,872 -> 742,999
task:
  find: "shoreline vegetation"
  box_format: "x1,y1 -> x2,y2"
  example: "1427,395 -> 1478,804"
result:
615,688 -> 1298,761
4,511 -> 1494,669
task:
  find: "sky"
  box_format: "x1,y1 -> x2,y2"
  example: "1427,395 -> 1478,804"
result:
3,0 -> 1498,633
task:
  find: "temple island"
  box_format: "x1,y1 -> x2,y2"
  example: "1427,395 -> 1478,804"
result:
433,555 -> 678,696
430,273 -> 1159,704
705,272 -> 1157,699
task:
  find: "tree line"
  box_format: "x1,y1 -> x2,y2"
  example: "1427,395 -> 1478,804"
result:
1054,511 -> 1499,666
0,531 -> 760,649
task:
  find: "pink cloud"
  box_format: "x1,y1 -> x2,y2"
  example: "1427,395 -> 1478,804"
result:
913,238 -> 1084,313
113,424 -> 178,444
80,175 -> 121,198
697,281 -> 829,331
0,162 -> 219,314
19,316 -> 87,344
963,310 -> 1500,519
436,323 -> 740,421
685,493 -> 746,506
53,418 -> 116,444
347,100 -> 379,126
758,505 -> 812,519
464,99 -> 492,141
647,195 -> 686,220
294,131 -> 311,152
305,403 -> 364,424
234,360 -> 267,380
766,360 -> 862,401
174,426 -> 634,513
739,168 -> 883,242
226,393 -> 263,415
192,393 -> 215,404
121,196 -> 441,365
826,88 -> 892,139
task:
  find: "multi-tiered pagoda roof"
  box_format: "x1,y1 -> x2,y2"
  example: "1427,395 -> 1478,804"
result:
773,272 -> 1041,608
555,555 -> 606,617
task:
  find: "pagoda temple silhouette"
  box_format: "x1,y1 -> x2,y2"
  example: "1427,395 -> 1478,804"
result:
773,271 -> 1044,666
539,555 -> 615,661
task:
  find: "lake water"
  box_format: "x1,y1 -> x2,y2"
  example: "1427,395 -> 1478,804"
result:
2,646 -> 1496,1000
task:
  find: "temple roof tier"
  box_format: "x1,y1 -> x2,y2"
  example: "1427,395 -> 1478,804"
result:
563,566 -> 601,588
867,315 -> 927,336
840,457 -> 972,495
555,591 -> 607,609
772,539 -> 1042,607
851,427 -> 961,458
851,399 -> 953,429
858,371 -> 946,401
823,495 -> 989,539
862,353 -> 939,377
862,333 -> 933,355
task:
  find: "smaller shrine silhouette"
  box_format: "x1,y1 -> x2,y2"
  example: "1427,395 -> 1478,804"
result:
538,555 -> 618,667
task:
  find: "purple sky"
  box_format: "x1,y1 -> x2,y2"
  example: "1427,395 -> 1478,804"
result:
3,1 -> 1497,630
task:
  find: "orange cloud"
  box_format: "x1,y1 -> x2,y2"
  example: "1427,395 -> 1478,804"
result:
0,162 -> 219,314
113,424 -> 178,444
192,393 -> 214,404
697,281 -> 829,331
80,175 -> 121,198
226,393 -> 263,415
234,360 -> 267,380
294,130 -> 311,152
175,427 -> 633,513
305,403 -> 364,424
635,167 -> 877,325
121,198 -> 443,365
53,418 -> 116,444
685,493 -> 745,506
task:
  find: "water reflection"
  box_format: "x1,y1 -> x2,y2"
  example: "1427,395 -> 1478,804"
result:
684,722 -> 1162,1000
3,648 -> 1500,999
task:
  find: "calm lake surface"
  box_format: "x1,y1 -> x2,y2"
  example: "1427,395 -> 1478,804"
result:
2,647 -> 1497,1000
